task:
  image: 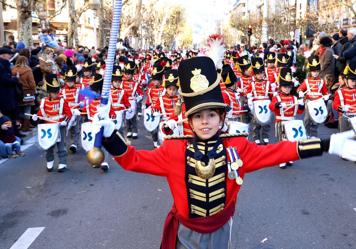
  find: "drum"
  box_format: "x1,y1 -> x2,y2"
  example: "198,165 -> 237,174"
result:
114,110 -> 124,130
228,121 -> 249,135
38,123 -> 60,150
252,98 -> 271,125
125,100 -> 137,120
282,120 -> 307,142
80,122 -> 101,152
306,98 -> 327,124
350,116 -> 356,132
143,107 -> 160,132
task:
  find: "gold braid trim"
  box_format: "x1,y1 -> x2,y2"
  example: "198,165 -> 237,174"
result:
179,74 -> 221,97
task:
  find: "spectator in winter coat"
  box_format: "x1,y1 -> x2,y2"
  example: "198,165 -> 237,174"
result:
318,36 -> 335,87
341,28 -> 356,65
11,56 -> 36,131
0,47 -> 20,123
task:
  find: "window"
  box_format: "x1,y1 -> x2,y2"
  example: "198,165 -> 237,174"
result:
343,18 -> 349,26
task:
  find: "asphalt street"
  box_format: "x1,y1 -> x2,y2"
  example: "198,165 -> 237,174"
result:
0,118 -> 356,249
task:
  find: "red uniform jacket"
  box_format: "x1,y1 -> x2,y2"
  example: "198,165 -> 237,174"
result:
86,98 -> 116,121
110,87 -> 131,112
37,97 -> 72,123
266,67 -> 278,84
237,75 -> 252,96
60,85 -> 80,109
146,85 -> 164,107
80,76 -> 93,89
297,77 -> 328,101
153,93 -> 179,120
222,89 -> 243,118
122,79 -> 143,99
247,78 -> 271,99
269,92 -> 304,122
113,136 -> 299,220
333,87 -> 356,115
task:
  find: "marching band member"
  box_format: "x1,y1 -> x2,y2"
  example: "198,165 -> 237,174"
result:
247,57 -> 272,144
79,58 -> 95,89
33,74 -> 72,172
235,55 -> 252,124
110,66 -> 131,134
122,61 -> 143,139
333,61 -> 356,132
86,74 -> 115,172
221,64 -> 244,122
146,60 -> 165,148
95,56 -> 356,248
155,69 -> 180,141
269,68 -> 305,168
297,55 -> 329,138
61,65 -> 81,153
265,52 -> 278,91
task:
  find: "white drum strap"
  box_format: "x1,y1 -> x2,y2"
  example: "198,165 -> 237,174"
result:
86,99 -> 90,120
265,80 -> 270,97
337,89 -> 345,108
159,89 -> 167,118
306,78 -> 310,93
59,98 -> 64,117
293,96 -> 298,116
118,89 -> 125,104
75,88 -> 79,103
40,98 -> 47,118
276,95 -> 285,119
132,82 -> 138,98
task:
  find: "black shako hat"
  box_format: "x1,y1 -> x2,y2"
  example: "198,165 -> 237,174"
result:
163,69 -> 179,88
221,64 -> 237,87
344,60 -> 356,80
278,67 -> 293,87
251,56 -> 265,74
178,56 -> 226,117
307,55 -> 321,71
45,74 -> 61,93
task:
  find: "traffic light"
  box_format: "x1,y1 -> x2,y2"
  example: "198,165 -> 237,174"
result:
247,25 -> 253,36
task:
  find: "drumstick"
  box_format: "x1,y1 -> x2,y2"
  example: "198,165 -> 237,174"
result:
25,113 -> 59,123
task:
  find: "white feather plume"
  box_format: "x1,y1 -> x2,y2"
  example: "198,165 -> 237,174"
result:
205,34 -> 226,70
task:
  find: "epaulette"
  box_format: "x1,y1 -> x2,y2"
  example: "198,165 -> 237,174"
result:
165,135 -> 194,140
220,133 -> 248,138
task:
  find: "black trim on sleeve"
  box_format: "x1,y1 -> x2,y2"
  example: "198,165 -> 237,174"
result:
297,138 -> 323,158
102,130 -> 128,156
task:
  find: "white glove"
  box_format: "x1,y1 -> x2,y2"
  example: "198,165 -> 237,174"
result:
72,109 -> 81,116
322,94 -> 330,101
329,130 -> 356,161
297,98 -> 304,106
280,102 -> 287,108
96,104 -> 111,120
298,91 -> 305,98
236,88 -> 243,93
270,83 -> 277,91
32,114 -> 38,121
343,105 -> 350,112
246,93 -> 253,99
96,119 -> 116,137
273,91 -> 278,97
293,79 -> 299,87
60,120 -> 67,127
136,95 -> 143,103
165,119 -> 177,130
350,117 -> 356,132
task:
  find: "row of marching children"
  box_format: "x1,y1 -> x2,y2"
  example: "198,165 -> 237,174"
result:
30,47 -> 356,172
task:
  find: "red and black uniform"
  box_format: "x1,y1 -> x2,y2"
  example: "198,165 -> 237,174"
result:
265,67 -> 278,85
297,77 -> 328,101
37,97 -> 72,123
110,87 -> 131,112
79,76 -> 93,89
86,98 -> 116,121
333,87 -> 356,131
60,85 -> 80,110
154,93 -> 179,120
102,132 -> 325,249
146,85 -> 165,108
222,88 -> 243,120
